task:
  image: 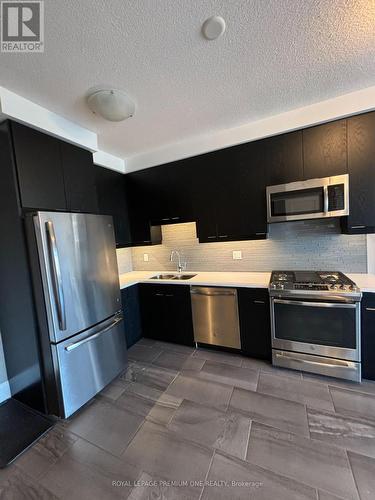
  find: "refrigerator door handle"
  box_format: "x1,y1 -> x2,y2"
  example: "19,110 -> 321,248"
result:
65,315 -> 123,352
46,220 -> 66,331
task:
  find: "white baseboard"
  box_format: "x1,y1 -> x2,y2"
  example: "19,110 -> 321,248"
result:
0,380 -> 11,403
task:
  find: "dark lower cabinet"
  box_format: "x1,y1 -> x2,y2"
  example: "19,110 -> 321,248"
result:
121,285 -> 142,348
139,284 -> 194,346
361,293 -> 375,380
238,288 -> 271,360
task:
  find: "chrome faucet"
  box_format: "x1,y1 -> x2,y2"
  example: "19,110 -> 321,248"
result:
170,250 -> 185,273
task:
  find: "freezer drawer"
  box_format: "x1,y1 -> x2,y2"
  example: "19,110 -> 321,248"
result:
191,287 -> 241,349
53,313 -> 127,418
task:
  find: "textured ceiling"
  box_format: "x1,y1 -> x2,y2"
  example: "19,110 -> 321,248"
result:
0,0 -> 374,168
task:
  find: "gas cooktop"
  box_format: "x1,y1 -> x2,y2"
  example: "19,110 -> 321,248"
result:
269,270 -> 361,298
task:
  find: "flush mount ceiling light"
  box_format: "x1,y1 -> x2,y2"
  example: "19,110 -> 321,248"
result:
202,16 -> 226,40
86,89 -> 135,122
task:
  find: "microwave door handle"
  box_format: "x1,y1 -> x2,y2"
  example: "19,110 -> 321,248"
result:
46,221 -> 66,331
323,185 -> 329,213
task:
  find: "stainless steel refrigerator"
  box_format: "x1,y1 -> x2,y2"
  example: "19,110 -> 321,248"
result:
28,211 -> 127,418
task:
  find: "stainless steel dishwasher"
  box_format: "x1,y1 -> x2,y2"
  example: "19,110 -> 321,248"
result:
190,287 -> 241,349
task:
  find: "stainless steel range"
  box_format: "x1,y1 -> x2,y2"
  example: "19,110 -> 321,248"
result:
269,271 -> 362,382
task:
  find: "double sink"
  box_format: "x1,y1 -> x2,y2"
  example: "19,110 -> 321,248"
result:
150,273 -> 197,281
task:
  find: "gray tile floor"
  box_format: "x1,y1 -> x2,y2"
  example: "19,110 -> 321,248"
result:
1,339 -> 375,499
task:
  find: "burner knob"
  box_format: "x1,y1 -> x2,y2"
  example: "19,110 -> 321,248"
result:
333,284 -> 340,290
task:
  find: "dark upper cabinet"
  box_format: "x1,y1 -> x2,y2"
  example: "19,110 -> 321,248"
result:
140,158 -> 196,226
60,142 -> 98,213
195,144 -> 268,242
95,165 -> 131,247
11,121 -> 67,210
343,112 -> 375,233
303,120 -> 347,180
265,130 -> 303,186
361,293 -> 375,380
216,142 -> 267,239
238,288 -> 271,360
126,174 -> 161,246
139,284 -> 194,346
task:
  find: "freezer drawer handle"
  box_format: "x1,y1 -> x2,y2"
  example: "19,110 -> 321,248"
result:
65,316 -> 123,352
46,221 -> 66,331
273,298 -> 356,309
275,352 -> 358,370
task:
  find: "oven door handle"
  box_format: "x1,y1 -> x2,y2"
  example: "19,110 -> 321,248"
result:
273,299 -> 357,309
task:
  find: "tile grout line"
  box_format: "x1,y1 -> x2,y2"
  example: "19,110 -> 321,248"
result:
346,449 -> 361,500
244,419 -> 253,461
198,449 -> 216,500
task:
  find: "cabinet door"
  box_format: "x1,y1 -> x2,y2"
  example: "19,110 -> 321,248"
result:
96,166 -> 131,246
265,131 -> 303,186
238,288 -> 271,360
121,285 -> 142,348
194,153 -> 219,242
361,293 -> 375,380
11,121 -> 67,210
216,142 -> 267,240
162,285 -> 194,346
345,112 -> 375,232
138,284 -> 167,340
126,175 -> 161,245
61,142 -> 98,213
303,120 -> 347,180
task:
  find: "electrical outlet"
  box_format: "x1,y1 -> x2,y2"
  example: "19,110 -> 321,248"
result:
232,250 -> 242,260
143,253 -> 149,262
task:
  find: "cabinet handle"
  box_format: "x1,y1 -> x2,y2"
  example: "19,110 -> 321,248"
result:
207,236 -> 216,239
171,217 -> 180,220
218,235 -> 228,238
253,300 -> 265,304
161,218 -> 170,221
256,232 -> 266,236
165,294 -> 174,297
365,307 -> 375,311
351,225 -> 365,229
155,293 -> 164,297
143,240 -> 151,243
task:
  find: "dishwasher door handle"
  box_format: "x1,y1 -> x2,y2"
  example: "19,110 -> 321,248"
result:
191,289 -> 236,297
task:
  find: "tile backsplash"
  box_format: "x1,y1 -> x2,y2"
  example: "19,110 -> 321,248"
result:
129,220 -> 367,273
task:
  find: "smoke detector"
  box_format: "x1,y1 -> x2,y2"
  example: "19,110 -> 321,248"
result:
86,89 -> 135,122
202,16 -> 226,40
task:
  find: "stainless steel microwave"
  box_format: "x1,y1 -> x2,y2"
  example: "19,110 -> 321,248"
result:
266,174 -> 349,223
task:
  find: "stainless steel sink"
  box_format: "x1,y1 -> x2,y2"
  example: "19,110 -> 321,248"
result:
172,274 -> 197,280
150,273 -> 197,281
150,274 -> 176,280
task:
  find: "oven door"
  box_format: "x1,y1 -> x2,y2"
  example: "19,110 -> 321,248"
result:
271,297 -> 360,361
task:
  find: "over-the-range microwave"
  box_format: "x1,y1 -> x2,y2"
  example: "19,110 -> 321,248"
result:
266,174 -> 349,223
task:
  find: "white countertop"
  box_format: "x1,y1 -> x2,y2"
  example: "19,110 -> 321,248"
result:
119,270 -> 375,293
119,271 -> 271,290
